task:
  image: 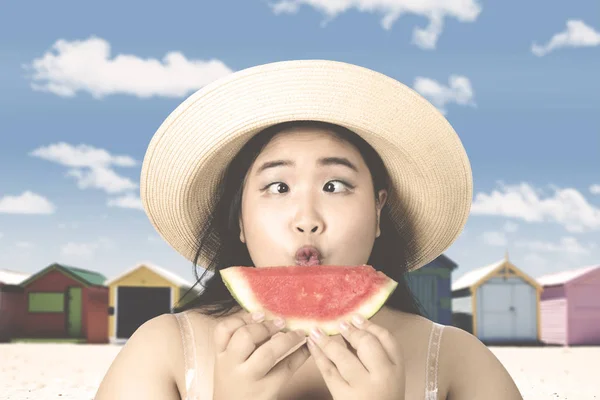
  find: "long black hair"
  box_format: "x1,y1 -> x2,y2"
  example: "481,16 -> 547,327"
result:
173,120 -> 425,318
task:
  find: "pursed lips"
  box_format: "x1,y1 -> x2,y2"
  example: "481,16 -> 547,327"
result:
294,245 -> 322,266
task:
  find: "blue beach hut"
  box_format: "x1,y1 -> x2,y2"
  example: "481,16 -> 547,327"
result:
407,254 -> 458,325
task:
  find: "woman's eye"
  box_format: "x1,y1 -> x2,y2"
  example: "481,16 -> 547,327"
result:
323,180 -> 350,193
266,182 -> 289,194
266,180 -> 352,194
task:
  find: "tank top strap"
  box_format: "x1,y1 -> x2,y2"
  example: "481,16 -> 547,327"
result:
174,310 -> 201,399
424,321 -> 444,400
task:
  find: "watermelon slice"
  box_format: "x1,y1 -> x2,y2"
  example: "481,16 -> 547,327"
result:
220,265 -> 398,335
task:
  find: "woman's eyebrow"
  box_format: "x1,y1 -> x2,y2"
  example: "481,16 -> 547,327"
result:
255,157 -> 359,175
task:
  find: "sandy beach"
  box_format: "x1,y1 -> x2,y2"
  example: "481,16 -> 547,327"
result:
1,343 -> 598,399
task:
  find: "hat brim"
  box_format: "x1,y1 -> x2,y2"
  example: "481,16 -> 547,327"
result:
140,59 -> 472,272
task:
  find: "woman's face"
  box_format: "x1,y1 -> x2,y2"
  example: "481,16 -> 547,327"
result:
238,126 -> 387,268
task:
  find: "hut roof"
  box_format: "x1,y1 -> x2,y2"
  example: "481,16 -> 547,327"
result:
452,259 -> 504,292
19,263 -> 107,287
537,264 -> 600,287
0,269 -> 31,285
105,262 -> 193,287
63,265 -> 107,286
452,257 -> 541,292
431,253 -> 459,270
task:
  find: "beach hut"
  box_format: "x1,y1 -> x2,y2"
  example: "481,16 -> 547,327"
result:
537,264 -> 600,346
0,269 -> 31,342
451,253 -> 542,344
105,262 -> 195,342
408,254 -> 458,325
16,263 -> 109,343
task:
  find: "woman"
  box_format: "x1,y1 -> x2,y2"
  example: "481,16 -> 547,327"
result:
96,60 -> 523,400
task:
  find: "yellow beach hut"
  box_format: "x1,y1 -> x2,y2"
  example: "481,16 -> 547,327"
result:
451,253 -> 543,344
105,262 -> 197,342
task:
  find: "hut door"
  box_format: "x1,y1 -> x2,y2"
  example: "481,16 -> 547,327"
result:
67,287 -> 82,337
480,283 -> 513,340
512,282 -> 537,340
116,286 -> 171,338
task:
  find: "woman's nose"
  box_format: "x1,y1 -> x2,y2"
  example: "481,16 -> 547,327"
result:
295,222 -> 321,234
294,210 -> 324,234
293,191 -> 325,234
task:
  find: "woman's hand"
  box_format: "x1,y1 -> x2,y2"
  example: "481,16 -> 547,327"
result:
212,311 -> 310,400
306,314 -> 406,400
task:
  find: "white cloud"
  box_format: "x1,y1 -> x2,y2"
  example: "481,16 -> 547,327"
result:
60,237 -> 115,259
107,193 -> 143,210
471,182 -> 600,233
503,221 -> 519,233
413,75 -> 475,114
30,142 -> 136,168
66,166 -> 137,194
0,191 -> 56,214
480,221 -> 518,247
482,231 -> 508,247
30,142 -> 138,194
16,241 -> 34,249
532,20 -> 600,57
516,236 -> 594,255
24,36 -> 234,99
590,184 -> 600,195
268,0 -> 482,49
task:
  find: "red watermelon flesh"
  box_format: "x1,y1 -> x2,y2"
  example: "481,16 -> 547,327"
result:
220,265 -> 398,335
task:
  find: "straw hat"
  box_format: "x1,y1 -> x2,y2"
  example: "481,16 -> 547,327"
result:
140,59 -> 472,272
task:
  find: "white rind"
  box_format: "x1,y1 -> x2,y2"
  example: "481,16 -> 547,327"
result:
220,268 -> 399,336
220,268 -> 263,310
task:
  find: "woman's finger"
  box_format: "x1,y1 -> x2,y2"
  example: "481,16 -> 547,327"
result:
350,315 -> 400,366
213,312 -> 255,353
340,317 -> 398,374
308,329 -> 366,383
307,338 -> 350,389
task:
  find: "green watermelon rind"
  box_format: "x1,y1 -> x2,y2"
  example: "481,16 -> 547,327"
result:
220,267 -> 398,336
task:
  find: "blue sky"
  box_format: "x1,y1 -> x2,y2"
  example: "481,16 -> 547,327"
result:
1,0 -> 599,286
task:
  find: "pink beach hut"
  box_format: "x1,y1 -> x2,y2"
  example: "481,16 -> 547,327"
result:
537,264 -> 600,346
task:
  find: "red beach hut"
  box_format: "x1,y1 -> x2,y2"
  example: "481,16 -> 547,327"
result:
16,263 -> 109,343
537,264 -> 600,346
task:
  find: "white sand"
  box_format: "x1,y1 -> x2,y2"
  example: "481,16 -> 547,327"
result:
1,343 -> 599,399
491,346 -> 600,399
0,343 -> 121,400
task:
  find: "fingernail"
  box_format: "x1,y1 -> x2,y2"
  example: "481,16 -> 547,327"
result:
274,317 -> 286,328
352,314 -> 365,325
340,321 -> 350,331
251,311 -> 265,321
310,327 -> 323,341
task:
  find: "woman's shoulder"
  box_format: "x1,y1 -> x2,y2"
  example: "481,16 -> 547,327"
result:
384,310 -> 486,396
386,310 -> 489,363
95,312 -> 187,399
389,311 -> 523,399
111,310 -> 222,397
386,307 -> 475,345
